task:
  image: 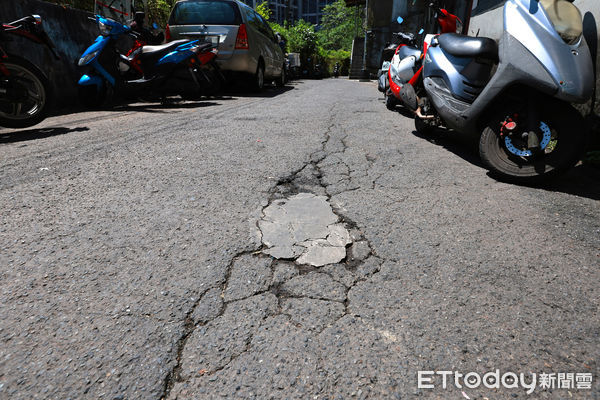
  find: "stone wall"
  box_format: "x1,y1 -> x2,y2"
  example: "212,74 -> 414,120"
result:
1,0 -> 99,108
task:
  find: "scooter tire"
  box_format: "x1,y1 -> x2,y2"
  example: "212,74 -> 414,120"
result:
479,100 -> 586,183
0,56 -> 51,129
414,117 -> 436,135
78,83 -> 107,109
385,94 -> 397,110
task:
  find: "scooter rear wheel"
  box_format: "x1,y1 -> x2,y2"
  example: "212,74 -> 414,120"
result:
479,100 -> 586,183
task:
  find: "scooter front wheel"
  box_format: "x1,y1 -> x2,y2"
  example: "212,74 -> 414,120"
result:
479,100 -> 586,183
414,117 -> 436,135
78,83 -> 107,109
0,56 -> 51,129
385,94 -> 397,110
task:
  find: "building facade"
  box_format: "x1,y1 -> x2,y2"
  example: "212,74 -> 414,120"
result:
301,0 -> 335,25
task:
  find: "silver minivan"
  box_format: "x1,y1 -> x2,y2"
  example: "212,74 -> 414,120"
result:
166,0 -> 286,91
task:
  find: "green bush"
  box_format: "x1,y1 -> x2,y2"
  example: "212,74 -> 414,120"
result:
317,0 -> 361,53
323,49 -> 351,75
254,0 -> 358,77
255,1 -> 272,21
147,0 -> 174,26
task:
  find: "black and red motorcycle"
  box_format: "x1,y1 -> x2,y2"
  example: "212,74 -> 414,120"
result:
0,15 -> 59,128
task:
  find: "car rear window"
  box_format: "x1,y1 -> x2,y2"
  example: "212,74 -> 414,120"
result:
169,1 -> 241,25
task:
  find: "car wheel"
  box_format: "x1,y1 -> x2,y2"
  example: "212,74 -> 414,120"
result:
276,65 -> 286,87
252,62 -> 265,92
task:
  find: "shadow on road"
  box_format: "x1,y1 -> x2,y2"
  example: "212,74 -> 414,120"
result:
0,126 -> 89,144
412,128 -> 600,200
112,101 -> 221,113
510,165 -> 600,201
412,127 -> 484,167
46,84 -> 295,119
225,84 -> 295,98
391,105 -> 417,119
48,98 -> 228,118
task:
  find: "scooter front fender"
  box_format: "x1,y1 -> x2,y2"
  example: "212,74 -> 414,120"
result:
78,74 -> 104,88
505,0 -> 593,103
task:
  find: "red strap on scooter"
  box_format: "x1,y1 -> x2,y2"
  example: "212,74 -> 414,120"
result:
96,1 -> 129,16
408,41 -> 428,86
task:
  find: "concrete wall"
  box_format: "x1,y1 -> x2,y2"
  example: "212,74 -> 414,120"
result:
365,0 -> 474,73
468,0 -> 600,116
0,0 -> 99,108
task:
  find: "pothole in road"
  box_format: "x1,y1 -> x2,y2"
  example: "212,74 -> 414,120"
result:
259,193 -> 352,266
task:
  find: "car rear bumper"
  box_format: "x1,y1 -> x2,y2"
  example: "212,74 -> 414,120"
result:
216,50 -> 256,74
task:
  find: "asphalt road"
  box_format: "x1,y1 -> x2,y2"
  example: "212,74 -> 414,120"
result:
0,79 -> 599,399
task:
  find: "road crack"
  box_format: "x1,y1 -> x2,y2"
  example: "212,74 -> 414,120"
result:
163,101 -> 390,398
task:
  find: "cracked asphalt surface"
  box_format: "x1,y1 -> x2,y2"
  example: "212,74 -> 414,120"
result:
1,79 -> 599,399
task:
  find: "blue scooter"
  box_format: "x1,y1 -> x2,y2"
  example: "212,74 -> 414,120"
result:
77,15 -> 222,107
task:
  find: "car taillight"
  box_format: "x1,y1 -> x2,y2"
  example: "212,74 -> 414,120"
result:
235,24 -> 248,50
165,24 -> 171,42
197,51 -> 217,65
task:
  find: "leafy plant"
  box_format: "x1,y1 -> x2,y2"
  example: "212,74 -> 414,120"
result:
254,0 -> 357,76
317,0 -> 362,52
255,1 -> 272,21
147,0 -> 174,26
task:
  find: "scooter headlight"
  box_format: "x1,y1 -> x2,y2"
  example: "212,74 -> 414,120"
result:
540,0 -> 583,45
78,50 -> 99,66
98,20 -> 113,36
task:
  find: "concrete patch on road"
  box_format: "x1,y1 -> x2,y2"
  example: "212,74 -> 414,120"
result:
259,193 -> 352,266
165,94 -> 388,399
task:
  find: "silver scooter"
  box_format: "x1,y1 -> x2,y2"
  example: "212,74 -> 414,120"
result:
408,0 -> 593,182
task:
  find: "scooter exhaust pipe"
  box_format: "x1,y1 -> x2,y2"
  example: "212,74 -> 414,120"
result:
415,106 -> 435,120
398,83 -> 418,111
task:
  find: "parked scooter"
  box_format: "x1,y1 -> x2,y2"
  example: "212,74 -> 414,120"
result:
333,62 -> 340,78
0,15 -> 59,128
385,2 -> 461,110
406,0 -> 592,182
313,63 -> 323,79
129,12 -> 164,47
77,15 -> 222,107
378,32 -> 417,95
123,12 -> 166,81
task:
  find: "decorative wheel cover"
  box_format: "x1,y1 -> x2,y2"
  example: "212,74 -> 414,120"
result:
504,121 -> 552,157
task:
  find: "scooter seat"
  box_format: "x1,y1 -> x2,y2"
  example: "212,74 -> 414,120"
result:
141,39 -> 189,56
437,33 -> 498,61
